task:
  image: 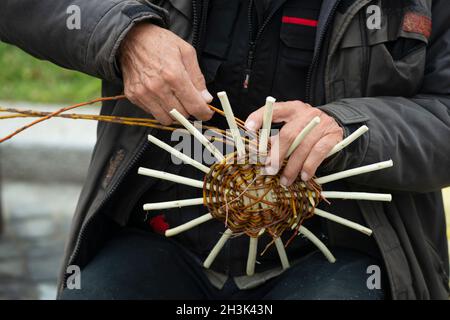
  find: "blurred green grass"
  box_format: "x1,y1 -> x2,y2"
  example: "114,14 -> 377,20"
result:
0,42 -> 100,103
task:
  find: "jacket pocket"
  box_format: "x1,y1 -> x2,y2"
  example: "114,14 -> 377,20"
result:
279,18 -> 316,61
273,3 -> 320,101
338,9 -> 429,97
366,35 -> 427,97
278,2 -> 319,60
200,0 -> 242,83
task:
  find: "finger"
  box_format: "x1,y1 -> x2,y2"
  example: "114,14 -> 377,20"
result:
264,134 -> 283,175
280,127 -> 324,186
244,97 -> 281,132
265,120 -> 303,175
245,102 -> 295,132
179,43 -> 213,103
137,65 -> 190,119
245,107 -> 265,132
157,84 -> 190,118
301,134 -> 342,182
270,101 -> 314,123
172,62 -> 214,121
137,92 -> 173,125
250,101 -> 317,132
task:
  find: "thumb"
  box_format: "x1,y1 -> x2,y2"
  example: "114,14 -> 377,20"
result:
245,97 -> 277,132
245,107 -> 265,132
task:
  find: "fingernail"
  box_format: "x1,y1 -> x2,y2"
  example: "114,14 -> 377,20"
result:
245,120 -> 257,131
264,165 -> 279,175
301,171 -> 309,182
201,90 -> 213,103
280,176 -> 289,186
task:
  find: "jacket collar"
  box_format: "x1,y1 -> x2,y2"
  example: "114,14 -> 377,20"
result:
315,0 -> 341,51
169,0 -> 192,18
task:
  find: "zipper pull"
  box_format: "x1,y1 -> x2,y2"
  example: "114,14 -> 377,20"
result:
243,42 -> 255,91
243,69 -> 251,90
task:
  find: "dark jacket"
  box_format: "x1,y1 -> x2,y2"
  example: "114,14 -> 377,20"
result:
0,0 -> 449,299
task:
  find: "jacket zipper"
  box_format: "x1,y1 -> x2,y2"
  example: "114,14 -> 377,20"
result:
61,138 -> 151,292
305,0 -> 342,104
192,0 -> 209,51
192,0 -> 199,47
359,9 -> 370,97
243,0 -> 279,91
61,1 -> 208,293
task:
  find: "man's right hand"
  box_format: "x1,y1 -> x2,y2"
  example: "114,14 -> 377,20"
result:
119,23 -> 214,125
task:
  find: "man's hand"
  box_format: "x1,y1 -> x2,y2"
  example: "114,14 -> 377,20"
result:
245,101 -> 343,186
119,23 -> 214,125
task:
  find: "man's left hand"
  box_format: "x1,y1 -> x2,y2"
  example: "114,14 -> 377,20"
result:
245,101 -> 343,186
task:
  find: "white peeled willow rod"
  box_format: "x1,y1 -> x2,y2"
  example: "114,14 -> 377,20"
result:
315,160 -> 393,185
286,191 -> 392,202
322,191 -> 392,202
286,116 -> 321,158
138,167 -> 205,189
313,207 -> 372,236
274,237 -> 290,269
218,92 -> 246,158
165,213 -> 213,237
169,109 -> 224,161
246,237 -> 258,276
298,225 -> 336,263
327,125 -> 369,158
143,197 -> 204,211
147,134 -> 210,174
259,96 -> 275,155
203,229 -> 233,268
138,167 -> 228,195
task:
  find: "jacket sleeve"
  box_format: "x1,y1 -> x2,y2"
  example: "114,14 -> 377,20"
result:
0,0 -> 168,83
319,0 -> 450,193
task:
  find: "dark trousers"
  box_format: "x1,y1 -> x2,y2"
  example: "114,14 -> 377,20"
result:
60,229 -> 387,300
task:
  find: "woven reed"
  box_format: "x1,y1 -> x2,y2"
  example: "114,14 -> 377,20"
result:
203,152 -> 322,238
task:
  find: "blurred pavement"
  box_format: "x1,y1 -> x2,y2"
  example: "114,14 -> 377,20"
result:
0,101 -> 97,299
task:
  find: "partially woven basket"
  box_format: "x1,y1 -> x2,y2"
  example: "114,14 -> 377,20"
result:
139,91 -> 393,275
203,152 -> 321,239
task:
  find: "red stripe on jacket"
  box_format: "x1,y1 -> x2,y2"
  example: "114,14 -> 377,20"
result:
282,16 -> 318,27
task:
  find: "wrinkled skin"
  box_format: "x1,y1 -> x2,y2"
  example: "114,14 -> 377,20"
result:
245,101 -> 343,186
119,23 -> 214,125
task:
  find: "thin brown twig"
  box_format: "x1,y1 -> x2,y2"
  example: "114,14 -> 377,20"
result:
0,108 -> 180,131
0,103 -> 259,149
0,95 -> 127,143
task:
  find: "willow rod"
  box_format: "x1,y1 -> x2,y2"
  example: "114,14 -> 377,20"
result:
0,95 -> 127,143
0,97 -> 252,147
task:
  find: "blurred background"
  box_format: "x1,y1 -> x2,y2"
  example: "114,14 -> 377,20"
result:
0,42 -> 100,299
0,41 -> 449,300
